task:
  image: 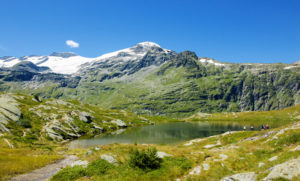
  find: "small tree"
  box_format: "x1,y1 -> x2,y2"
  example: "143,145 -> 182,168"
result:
129,147 -> 162,170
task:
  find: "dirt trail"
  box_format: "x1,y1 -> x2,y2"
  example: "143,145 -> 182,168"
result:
10,155 -> 78,181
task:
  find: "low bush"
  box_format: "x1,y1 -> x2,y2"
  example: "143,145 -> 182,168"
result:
129,147 -> 162,170
51,166 -> 86,181
85,159 -> 114,176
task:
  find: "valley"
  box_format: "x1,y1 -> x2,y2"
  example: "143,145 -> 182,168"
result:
0,42 -> 299,180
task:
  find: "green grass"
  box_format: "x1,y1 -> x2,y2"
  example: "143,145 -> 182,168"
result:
0,139 -> 62,181
187,104 -> 300,127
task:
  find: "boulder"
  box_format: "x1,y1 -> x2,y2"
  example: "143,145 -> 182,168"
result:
70,160 -> 88,168
79,111 -> 93,123
111,119 -> 127,128
100,154 -> 118,165
202,163 -> 210,171
156,151 -> 172,158
221,172 -> 257,181
258,162 -> 265,168
189,166 -> 201,175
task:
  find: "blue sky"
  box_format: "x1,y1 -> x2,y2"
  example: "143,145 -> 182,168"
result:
0,0 -> 299,63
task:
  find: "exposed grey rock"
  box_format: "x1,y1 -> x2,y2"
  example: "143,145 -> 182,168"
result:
43,119 -> 81,141
92,123 -> 103,131
189,166 -> 201,175
111,119 -> 127,128
0,94 -> 21,123
70,160 -> 88,168
202,163 -> 210,171
269,156 -> 278,162
290,145 -> 300,151
79,111 -> 93,123
100,154 -> 118,165
258,162 -> 265,167
95,147 -> 100,151
219,154 -> 228,161
263,156 -> 300,180
0,94 -> 22,133
156,151 -> 172,158
221,172 -> 257,181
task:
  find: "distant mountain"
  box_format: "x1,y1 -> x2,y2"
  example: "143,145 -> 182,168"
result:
0,42 -> 299,117
294,60 -> 300,64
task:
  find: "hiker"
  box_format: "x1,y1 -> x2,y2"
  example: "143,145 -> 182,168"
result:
261,124 -> 265,130
250,126 -> 254,131
266,124 -> 269,129
243,126 -> 247,131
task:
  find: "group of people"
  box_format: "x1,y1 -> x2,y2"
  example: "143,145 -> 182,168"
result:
242,124 -> 270,131
261,124 -> 269,130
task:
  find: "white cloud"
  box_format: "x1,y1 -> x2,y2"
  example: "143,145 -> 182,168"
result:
66,40 -> 79,48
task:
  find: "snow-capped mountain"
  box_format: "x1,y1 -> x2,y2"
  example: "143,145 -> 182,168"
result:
0,53 -> 94,74
0,42 -> 172,75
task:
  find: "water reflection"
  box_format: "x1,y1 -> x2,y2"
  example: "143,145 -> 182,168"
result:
69,122 -> 243,148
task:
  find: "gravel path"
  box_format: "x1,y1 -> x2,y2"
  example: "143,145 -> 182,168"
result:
10,155 -> 78,181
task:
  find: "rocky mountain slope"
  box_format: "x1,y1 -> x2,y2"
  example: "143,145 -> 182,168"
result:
0,42 -> 299,117
0,93 -> 152,142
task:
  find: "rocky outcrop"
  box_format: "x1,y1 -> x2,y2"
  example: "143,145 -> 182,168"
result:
0,94 -> 21,132
111,119 -> 127,128
221,172 -> 257,181
263,156 -> 300,180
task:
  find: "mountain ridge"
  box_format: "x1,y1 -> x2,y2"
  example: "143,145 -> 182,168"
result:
0,42 -> 299,117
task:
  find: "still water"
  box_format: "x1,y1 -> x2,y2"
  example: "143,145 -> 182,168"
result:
69,122 -> 243,148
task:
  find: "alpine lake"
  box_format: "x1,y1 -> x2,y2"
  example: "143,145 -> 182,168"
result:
69,122 -> 250,148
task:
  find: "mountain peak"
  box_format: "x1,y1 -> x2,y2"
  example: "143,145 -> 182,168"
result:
50,52 -> 78,58
136,42 -> 161,48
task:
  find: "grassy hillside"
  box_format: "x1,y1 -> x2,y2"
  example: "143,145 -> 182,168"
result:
187,104 -> 300,127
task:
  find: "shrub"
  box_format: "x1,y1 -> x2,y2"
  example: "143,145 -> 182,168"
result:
18,117 -> 32,128
85,159 -> 114,176
129,147 -> 162,170
51,166 -> 86,181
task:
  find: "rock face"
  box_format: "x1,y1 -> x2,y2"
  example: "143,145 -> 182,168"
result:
263,156 -> 300,180
0,94 -> 21,132
221,172 -> 257,181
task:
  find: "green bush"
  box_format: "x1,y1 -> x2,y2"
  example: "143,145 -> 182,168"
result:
51,166 -> 86,181
85,159 -> 114,176
129,147 -> 162,170
18,117 -> 32,128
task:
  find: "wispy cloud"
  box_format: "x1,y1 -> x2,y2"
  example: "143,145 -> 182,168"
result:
66,40 -> 79,48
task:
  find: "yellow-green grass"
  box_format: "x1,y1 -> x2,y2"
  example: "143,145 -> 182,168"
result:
187,104 -> 300,127
0,138 -> 63,180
